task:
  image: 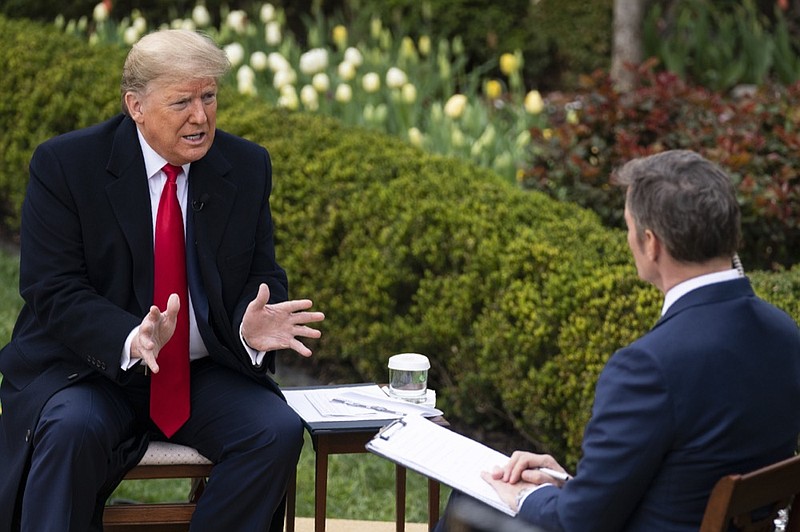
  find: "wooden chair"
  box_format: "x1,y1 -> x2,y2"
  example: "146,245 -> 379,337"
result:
103,441 -> 213,532
700,454 -> 800,532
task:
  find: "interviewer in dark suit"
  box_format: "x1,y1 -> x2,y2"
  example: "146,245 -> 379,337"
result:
0,29 -> 324,531
438,150 -> 800,531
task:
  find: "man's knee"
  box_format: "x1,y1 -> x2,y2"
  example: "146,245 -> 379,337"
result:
34,383 -> 131,458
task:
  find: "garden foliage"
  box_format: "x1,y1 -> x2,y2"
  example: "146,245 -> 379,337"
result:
2,16 -> 799,467
644,0 -> 800,90
0,16 -> 126,232
521,65 -> 800,272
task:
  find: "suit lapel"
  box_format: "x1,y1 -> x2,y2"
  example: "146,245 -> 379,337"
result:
187,142 -> 235,260
105,117 -> 154,313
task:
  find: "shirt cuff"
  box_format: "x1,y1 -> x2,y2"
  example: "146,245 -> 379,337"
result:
239,323 -> 267,366
121,326 -> 140,370
516,483 -> 553,511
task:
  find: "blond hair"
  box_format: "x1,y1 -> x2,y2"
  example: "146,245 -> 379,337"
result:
120,29 -> 230,114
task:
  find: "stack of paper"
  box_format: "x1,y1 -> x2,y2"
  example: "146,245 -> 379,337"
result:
284,384 -> 442,424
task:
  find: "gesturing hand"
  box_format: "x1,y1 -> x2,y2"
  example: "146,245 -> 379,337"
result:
130,293 -> 180,373
241,283 -> 325,357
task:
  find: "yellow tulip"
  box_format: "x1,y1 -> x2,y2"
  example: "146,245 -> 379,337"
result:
524,90 -> 544,114
418,35 -> 431,56
567,108 -> 579,125
332,25 -> 348,50
485,79 -> 503,100
499,53 -> 519,76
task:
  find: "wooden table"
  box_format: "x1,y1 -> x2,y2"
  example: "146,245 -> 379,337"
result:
284,387 -> 447,532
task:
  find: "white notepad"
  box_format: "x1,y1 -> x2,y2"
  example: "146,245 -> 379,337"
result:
366,413 -> 517,516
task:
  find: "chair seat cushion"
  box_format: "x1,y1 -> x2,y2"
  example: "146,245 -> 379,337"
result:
137,441 -> 212,466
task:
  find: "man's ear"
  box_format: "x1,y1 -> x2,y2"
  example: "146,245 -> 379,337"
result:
124,92 -> 144,123
644,229 -> 661,262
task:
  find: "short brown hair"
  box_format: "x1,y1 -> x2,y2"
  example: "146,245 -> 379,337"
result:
612,150 -> 741,263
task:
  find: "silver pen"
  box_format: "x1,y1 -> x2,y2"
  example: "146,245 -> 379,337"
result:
537,467 -> 572,481
331,398 -> 405,416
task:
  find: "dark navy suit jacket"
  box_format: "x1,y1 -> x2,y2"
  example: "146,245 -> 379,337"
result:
0,114 -> 289,531
519,278 -> 800,531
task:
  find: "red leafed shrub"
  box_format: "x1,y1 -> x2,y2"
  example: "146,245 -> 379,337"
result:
520,62 -> 800,271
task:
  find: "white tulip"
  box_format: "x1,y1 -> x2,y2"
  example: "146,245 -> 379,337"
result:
335,83 -> 352,103
273,69 -> 297,90
312,73 -> 330,93
123,26 -> 139,45
267,52 -> 290,73
344,47 -> 363,67
250,51 -> 269,72
407,127 -> 424,147
93,2 -> 109,23
224,43 -> 245,67
278,91 -> 299,110
237,65 -> 256,85
237,66 -> 257,96
265,21 -> 281,46
385,67 -> 408,89
192,5 -> 211,27
401,83 -> 417,104
337,61 -> 356,81
132,16 -> 147,34
300,85 -> 319,111
227,10 -> 248,34
362,72 -> 381,93
299,48 -> 329,75
444,94 -> 468,119
260,3 -> 276,23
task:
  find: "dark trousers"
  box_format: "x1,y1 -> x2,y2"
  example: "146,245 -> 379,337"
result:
20,358 -> 303,532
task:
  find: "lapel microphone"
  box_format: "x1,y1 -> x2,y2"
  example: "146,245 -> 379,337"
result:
192,193 -> 209,212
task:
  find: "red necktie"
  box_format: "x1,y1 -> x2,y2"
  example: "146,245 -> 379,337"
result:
150,163 -> 190,437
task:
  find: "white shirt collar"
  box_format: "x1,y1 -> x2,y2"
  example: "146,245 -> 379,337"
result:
661,268 -> 743,316
135,128 -> 190,179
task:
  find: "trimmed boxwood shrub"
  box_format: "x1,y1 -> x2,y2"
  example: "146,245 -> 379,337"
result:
3,17 -> 799,465
0,16 -> 127,234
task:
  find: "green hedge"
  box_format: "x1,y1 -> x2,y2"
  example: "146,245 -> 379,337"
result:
0,16 -> 127,233
2,17 -> 799,467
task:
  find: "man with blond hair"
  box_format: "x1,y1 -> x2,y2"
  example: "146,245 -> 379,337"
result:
0,29 -> 324,531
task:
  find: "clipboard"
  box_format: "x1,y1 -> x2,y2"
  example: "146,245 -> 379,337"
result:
366,414 -> 517,516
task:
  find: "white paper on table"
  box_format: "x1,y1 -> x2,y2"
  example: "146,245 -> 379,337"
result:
284,384 -> 442,423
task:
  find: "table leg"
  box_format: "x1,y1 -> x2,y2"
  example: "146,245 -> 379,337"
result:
286,467 -> 297,532
428,478 -> 440,531
396,464 -> 406,532
315,448 -> 329,532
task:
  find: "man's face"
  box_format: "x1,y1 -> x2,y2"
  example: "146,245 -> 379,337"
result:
126,77 -> 218,165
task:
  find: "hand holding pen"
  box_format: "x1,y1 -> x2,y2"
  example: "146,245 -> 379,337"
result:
496,450 -> 572,486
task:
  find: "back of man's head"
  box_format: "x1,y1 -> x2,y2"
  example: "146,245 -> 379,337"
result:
613,150 -> 741,264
